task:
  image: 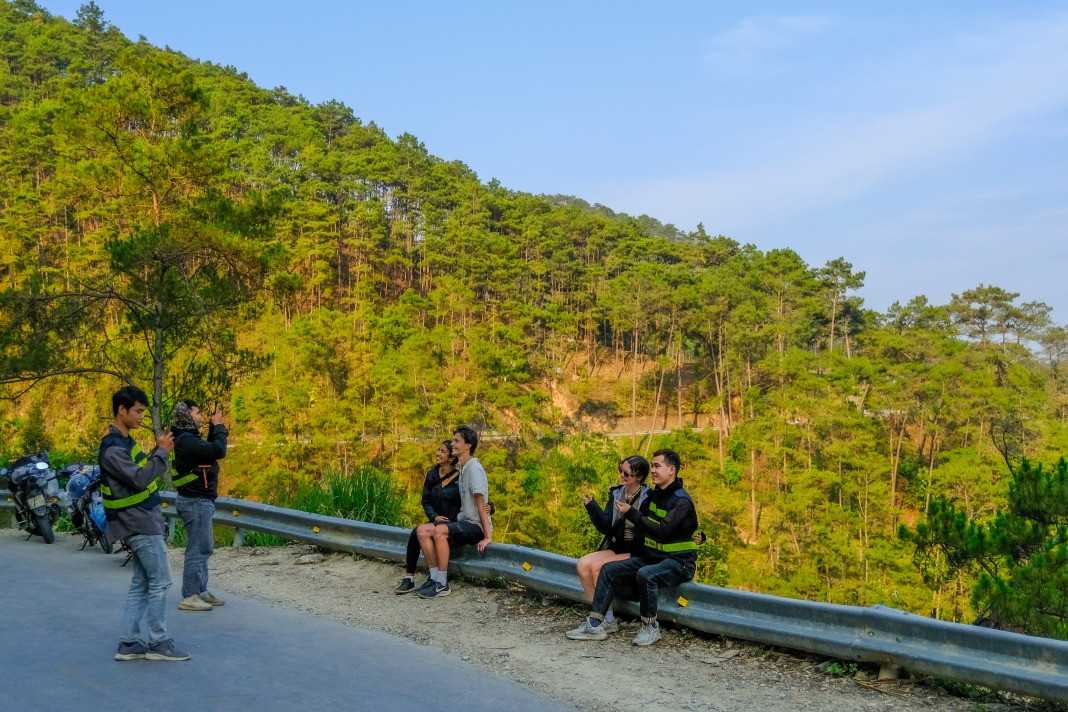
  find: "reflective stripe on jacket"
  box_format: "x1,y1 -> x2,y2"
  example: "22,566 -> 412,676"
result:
643,498 -> 698,553
98,431 -> 162,515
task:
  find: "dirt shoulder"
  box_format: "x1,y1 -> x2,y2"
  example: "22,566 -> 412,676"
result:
184,541 -> 1030,712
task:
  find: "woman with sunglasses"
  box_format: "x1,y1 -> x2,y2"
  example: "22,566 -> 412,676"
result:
575,454 -> 651,632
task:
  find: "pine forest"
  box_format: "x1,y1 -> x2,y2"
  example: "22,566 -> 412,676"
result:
1,2 -> 1066,638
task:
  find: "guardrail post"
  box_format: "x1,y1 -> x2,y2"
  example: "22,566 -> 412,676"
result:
232,528 -> 244,548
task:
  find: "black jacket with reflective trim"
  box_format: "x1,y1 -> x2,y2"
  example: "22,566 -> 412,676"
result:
171,424 -> 228,500
623,477 -> 698,569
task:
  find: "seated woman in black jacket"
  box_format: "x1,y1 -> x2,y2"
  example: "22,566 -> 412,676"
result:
394,441 -> 460,594
575,454 -> 651,631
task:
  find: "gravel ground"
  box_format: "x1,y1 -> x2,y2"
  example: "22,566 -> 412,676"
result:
171,540 -> 1042,712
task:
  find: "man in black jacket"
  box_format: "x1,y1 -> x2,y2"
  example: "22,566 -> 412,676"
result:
170,400 -> 228,612
566,448 -> 698,646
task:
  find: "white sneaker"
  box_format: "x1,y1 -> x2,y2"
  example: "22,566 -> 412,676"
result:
600,617 -> 619,634
178,594 -> 213,611
632,620 -> 662,646
565,618 -> 608,641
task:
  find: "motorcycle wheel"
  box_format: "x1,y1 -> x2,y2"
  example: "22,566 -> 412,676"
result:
36,512 -> 55,544
97,528 -> 113,554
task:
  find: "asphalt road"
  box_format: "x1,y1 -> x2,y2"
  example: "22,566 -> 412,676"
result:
0,527 -> 574,712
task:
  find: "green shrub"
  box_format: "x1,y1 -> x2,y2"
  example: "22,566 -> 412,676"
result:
277,465 -> 402,527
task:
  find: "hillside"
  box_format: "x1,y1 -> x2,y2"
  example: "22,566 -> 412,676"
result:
1,1 -> 1067,630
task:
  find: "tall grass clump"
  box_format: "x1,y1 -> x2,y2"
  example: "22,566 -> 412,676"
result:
281,465 -> 402,527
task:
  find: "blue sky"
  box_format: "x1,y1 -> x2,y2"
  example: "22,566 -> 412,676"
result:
39,1 -> 1068,321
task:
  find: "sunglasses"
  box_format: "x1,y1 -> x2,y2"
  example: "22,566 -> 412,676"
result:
617,466 -> 634,478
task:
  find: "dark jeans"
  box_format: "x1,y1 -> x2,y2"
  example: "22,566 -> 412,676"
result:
592,555 -> 694,620
405,528 -> 421,573
176,495 -> 215,597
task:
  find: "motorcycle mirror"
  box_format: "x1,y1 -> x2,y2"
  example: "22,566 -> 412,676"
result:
36,461 -> 49,470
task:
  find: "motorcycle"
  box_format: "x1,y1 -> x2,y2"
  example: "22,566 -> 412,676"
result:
60,463 -> 112,554
3,452 -> 61,544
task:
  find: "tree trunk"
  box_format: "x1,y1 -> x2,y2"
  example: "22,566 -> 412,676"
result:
645,368 -> 666,457
151,317 -> 165,434
631,320 -> 639,449
750,448 -> 758,543
828,292 -> 838,352
924,433 -> 938,514
676,347 -> 684,428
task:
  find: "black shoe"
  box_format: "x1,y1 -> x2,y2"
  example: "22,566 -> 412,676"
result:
394,577 -> 416,594
114,640 -> 147,661
417,581 -> 451,599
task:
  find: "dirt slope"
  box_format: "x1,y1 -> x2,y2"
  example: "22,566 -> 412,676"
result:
187,542 -> 1026,712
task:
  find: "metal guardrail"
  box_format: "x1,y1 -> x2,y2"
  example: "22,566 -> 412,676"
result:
4,494 -> 1067,703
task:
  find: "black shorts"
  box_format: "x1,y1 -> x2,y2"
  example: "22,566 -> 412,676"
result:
445,520 -> 484,546
606,537 -> 641,556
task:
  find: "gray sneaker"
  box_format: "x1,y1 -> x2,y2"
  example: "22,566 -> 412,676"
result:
632,621 -> 662,646
145,639 -> 191,661
565,618 -> 608,641
600,618 -> 619,634
114,640 -> 147,661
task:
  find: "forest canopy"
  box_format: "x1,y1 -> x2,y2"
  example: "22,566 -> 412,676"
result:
1,1 -> 1066,632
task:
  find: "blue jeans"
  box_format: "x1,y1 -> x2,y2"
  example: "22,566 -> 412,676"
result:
176,495 -> 215,597
592,555 -> 694,620
121,534 -> 172,645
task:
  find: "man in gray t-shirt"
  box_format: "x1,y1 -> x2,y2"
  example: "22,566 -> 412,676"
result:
457,456 -> 489,524
415,425 -> 493,598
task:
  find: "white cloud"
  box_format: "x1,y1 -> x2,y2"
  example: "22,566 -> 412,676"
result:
703,14 -> 833,72
617,13 -> 1068,234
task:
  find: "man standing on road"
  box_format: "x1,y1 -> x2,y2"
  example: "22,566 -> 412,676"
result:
100,385 -> 190,662
416,425 -> 493,598
566,448 -> 698,646
171,400 -> 228,612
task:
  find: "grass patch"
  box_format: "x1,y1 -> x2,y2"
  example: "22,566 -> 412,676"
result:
927,678 -> 1005,704
242,530 -> 290,547
213,524 -> 234,547
824,661 -> 858,677
274,466 -> 403,526
168,518 -> 187,547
